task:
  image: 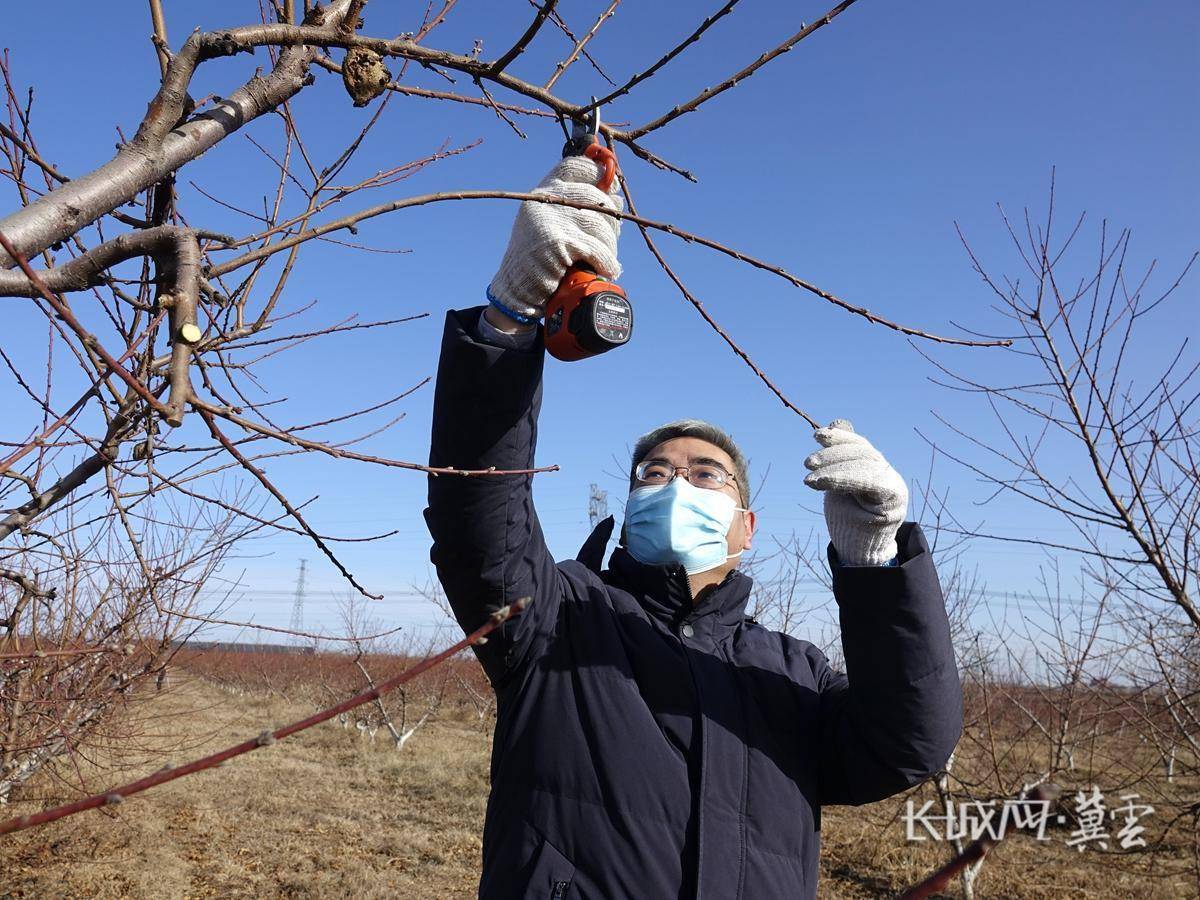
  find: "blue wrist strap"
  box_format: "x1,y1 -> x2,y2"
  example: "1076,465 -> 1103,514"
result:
844,556 -> 899,568
486,287 -> 537,325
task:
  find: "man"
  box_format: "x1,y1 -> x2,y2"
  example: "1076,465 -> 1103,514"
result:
424,156 -> 961,899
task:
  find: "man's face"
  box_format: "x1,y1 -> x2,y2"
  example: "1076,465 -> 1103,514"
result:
634,437 -> 757,567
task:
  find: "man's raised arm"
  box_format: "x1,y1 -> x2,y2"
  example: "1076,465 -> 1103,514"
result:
423,156 -> 623,689
802,420 -> 963,804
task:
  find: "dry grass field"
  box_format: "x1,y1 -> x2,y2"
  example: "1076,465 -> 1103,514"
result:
1,661 -> 1195,899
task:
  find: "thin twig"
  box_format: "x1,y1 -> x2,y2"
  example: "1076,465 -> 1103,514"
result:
206,190 -> 1010,348
543,0 -> 620,90
579,0 -> 741,115
193,399 -> 562,477
197,407 -> 380,598
474,78 -> 527,138
147,0 -> 171,78
617,161 -> 819,426
156,606 -> 404,644
626,0 -> 861,138
489,0 -> 558,75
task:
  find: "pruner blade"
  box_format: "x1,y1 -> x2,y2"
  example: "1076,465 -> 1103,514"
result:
563,96 -> 601,158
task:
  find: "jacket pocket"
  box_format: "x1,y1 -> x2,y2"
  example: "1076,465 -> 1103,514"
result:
526,832 -> 575,899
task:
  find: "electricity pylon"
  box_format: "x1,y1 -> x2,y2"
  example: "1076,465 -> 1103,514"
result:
588,484 -> 608,529
290,558 -> 307,639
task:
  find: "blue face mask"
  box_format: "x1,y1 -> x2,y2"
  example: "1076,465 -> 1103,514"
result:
624,478 -> 747,576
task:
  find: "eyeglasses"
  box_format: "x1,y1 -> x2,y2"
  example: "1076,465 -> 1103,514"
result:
635,459 -> 737,491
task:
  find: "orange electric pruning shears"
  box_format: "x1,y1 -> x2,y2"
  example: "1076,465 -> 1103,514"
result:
543,98 -> 632,362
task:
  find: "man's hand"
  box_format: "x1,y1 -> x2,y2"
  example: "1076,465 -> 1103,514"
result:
803,420 -> 908,566
488,156 -> 623,324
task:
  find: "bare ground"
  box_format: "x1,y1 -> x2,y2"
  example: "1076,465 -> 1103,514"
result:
1,672 -> 1193,899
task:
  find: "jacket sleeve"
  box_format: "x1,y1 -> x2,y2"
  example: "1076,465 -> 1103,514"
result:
423,307 -> 564,690
815,522 -> 963,806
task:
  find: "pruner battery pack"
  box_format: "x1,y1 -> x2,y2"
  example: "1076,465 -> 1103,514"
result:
544,267 -> 632,362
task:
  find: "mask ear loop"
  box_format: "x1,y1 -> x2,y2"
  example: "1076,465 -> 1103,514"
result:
725,505 -> 751,564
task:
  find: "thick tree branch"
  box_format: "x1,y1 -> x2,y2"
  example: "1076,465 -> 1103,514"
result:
0,226 -> 224,298
0,231 -> 173,418
126,22 -> 695,179
0,1 -> 355,267
314,54 -> 555,118
159,232 -> 202,426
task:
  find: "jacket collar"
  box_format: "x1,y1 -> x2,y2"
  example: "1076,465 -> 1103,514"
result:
577,518 -> 753,637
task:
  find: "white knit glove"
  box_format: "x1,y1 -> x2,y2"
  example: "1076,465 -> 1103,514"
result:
488,155 -> 623,320
803,420 -> 908,566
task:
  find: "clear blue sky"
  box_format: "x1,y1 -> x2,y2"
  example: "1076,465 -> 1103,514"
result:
2,1 -> 1197,641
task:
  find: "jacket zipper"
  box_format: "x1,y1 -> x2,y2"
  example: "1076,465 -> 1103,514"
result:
677,565 -> 695,618
673,565 -> 706,899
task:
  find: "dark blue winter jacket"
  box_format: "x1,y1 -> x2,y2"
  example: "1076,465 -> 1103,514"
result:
425,307 -> 962,899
